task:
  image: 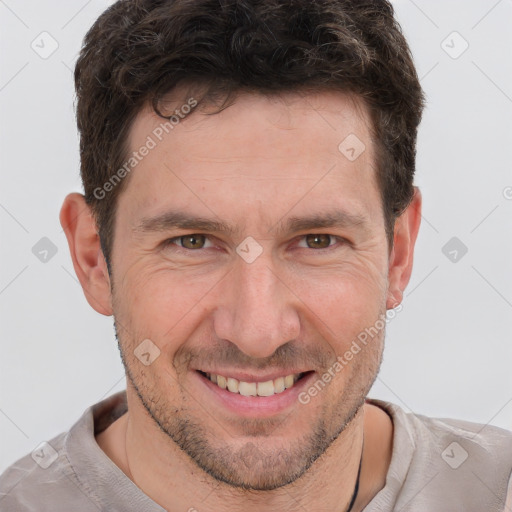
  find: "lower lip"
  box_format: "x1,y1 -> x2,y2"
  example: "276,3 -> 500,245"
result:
195,371 -> 315,418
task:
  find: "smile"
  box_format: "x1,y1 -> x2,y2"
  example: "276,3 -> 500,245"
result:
202,372 -> 303,397
195,370 -> 315,417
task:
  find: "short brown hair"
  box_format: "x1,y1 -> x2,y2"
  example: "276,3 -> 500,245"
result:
74,0 -> 425,267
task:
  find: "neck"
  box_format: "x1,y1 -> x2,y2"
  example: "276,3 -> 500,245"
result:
97,391 -> 393,512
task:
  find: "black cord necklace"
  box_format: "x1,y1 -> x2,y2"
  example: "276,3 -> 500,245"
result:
345,439 -> 364,512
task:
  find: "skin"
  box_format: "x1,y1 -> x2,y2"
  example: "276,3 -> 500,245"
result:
60,90 -> 421,512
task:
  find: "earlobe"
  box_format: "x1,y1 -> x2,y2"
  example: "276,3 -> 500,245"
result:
59,193 -> 113,316
386,187 -> 422,310
387,286 -> 403,311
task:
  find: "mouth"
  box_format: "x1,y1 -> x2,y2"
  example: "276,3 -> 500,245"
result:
198,370 -> 306,397
195,370 -> 315,417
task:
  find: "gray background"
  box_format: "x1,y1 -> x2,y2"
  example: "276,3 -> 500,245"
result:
1,0 -> 511,474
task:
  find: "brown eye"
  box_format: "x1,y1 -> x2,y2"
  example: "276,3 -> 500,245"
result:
305,234 -> 333,249
180,234 -> 207,249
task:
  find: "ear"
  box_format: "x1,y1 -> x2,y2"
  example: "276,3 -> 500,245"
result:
59,193 -> 113,316
386,187 -> 422,309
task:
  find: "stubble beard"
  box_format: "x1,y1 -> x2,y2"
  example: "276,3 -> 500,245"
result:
113,319 -> 383,491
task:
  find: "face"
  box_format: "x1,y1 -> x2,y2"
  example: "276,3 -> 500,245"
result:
109,91 -> 394,490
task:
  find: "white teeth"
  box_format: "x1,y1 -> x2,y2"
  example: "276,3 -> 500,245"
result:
216,375 -> 227,389
273,377 -> 285,394
257,380 -> 275,397
227,377 -> 239,393
239,381 -> 257,396
205,372 -> 303,396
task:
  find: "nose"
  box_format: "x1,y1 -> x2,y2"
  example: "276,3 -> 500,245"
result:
213,254 -> 301,359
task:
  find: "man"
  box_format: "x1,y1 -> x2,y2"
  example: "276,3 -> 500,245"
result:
1,0 -> 511,510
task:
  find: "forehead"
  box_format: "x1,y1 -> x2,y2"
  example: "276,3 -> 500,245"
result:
132,89 -> 373,156
118,90 -> 381,232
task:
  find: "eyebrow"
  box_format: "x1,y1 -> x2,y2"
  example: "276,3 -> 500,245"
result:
133,209 -> 369,237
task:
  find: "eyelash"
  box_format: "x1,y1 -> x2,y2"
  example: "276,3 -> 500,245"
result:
162,234 -> 347,253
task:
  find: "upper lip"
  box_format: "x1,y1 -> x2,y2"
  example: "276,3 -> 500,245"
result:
196,369 -> 310,383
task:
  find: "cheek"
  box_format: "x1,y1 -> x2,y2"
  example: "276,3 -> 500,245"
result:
290,257 -> 387,337
116,262 -> 222,349
114,241 -> 388,355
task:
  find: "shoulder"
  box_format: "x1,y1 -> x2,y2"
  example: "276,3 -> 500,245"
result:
366,398 -> 512,511
403,405 -> 512,465
0,392 -> 138,512
0,431 -> 99,511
